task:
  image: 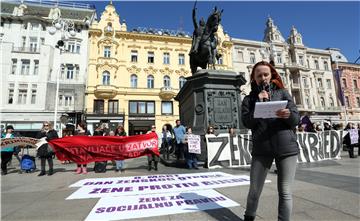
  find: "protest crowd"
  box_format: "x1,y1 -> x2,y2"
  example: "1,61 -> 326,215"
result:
1,117 -> 359,176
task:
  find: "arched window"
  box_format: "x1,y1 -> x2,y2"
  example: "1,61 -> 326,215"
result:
163,75 -> 171,88
102,71 -> 110,85
329,97 -> 334,107
179,76 -> 186,89
147,75 -> 154,89
130,74 -> 137,88
320,97 -> 325,107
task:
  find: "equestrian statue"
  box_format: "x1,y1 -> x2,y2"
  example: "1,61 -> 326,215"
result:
189,2 -> 223,75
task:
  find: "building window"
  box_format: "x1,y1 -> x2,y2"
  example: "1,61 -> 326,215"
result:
298,55 -> 304,65
326,79 -> 331,89
297,37 -> 301,44
280,73 -> 287,85
104,46 -> 111,58
94,100 -> 104,114
357,97 -> 360,107
64,96 -> 72,107
329,97 -> 334,107
250,52 -> 256,64
131,74 -> 138,88
238,51 -> 244,62
147,75 -> 154,89
163,52 -> 170,64
29,37 -> 37,52
31,89 -> 37,104
68,42 -> 75,53
21,59 -> 30,75
66,65 -> 74,79
320,97 -> 325,107
163,75 -> 171,87
179,76 -> 186,89
342,79 -> 347,88
102,71 -> 110,85
148,51 -> 154,63
33,60 -> 39,75
162,101 -> 173,115
314,60 -> 319,70
305,97 -> 310,107
317,78 -> 323,88
8,83 -> 14,104
76,42 -> 81,53
18,84 -> 28,104
40,37 -> 45,45
307,59 -> 310,68
324,61 -> 329,71
178,53 -> 185,65
60,65 -> 65,79
302,77 -> 308,88
11,59 -> 17,75
131,50 -> 138,62
277,53 -> 282,64
21,36 -> 26,49
59,95 -> 63,106
345,96 -> 350,107
129,101 -> 155,114
217,56 -> 223,65
75,65 -> 80,79
147,102 -> 155,114
353,79 -> 358,89
108,100 -> 118,114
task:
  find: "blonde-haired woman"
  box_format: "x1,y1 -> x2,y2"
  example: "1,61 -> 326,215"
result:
36,121 -> 58,176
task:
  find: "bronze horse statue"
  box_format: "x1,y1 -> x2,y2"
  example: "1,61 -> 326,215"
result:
190,7 -> 223,75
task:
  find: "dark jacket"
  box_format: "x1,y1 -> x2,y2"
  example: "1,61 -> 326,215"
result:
241,86 -> 300,158
36,129 -> 59,158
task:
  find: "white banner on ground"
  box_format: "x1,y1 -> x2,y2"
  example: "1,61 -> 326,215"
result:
69,172 -> 234,188
67,175 -> 269,200
187,134 -> 201,154
85,189 -> 239,221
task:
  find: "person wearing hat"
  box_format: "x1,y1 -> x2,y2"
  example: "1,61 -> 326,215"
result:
1,125 -> 16,175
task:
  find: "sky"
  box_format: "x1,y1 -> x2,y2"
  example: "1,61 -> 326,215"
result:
85,1 -> 360,63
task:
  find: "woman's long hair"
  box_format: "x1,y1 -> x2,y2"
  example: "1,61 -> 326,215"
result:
250,61 -> 285,91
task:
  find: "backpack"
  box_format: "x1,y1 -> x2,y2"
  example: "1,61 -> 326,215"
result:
94,161 -> 107,173
21,155 -> 36,172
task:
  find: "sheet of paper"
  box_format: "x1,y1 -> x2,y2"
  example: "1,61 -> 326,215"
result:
254,100 -> 288,118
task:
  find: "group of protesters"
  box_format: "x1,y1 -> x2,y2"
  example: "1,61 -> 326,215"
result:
0,118 -> 206,176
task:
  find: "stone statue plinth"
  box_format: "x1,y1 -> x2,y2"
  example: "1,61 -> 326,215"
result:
175,69 -> 246,161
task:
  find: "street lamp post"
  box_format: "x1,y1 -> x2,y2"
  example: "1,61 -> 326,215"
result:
48,18 -> 76,136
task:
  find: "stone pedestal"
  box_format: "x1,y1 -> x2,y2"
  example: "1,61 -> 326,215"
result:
175,69 -> 246,161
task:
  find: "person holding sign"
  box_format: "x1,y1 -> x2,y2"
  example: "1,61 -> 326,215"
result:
343,122 -> 359,158
241,61 -> 300,221
183,127 -> 199,170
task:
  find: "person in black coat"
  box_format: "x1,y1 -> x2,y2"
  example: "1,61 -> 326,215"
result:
241,61 -> 300,221
343,122 -> 359,158
36,121 -> 58,176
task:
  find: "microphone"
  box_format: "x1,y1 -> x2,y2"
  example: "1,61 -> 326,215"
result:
261,82 -> 270,102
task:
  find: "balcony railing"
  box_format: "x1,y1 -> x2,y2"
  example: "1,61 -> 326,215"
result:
12,47 -> 40,53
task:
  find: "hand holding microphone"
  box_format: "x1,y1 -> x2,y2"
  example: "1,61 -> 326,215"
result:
258,81 -> 270,102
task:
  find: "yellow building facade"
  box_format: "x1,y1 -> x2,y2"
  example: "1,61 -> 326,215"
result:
85,3 -> 233,135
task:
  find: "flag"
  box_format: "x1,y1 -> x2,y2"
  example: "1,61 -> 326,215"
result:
334,69 -> 345,106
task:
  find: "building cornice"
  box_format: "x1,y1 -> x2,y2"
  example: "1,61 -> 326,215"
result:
115,31 -> 192,44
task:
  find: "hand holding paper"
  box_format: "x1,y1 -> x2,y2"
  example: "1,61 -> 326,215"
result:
254,100 -> 288,118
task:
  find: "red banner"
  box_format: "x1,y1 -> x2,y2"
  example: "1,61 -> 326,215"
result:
48,133 -> 159,164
